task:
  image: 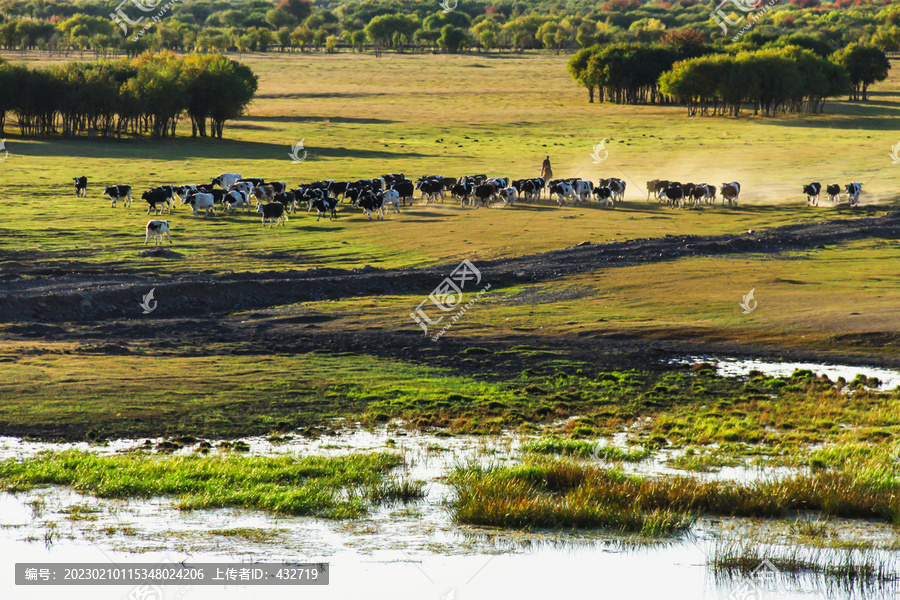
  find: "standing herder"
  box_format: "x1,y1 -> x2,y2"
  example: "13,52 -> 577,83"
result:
540,156 -> 552,198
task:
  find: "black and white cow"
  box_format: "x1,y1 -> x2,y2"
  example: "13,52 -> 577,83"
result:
574,180 -> 593,203
451,183 -> 475,206
417,179 -> 443,204
358,191 -> 385,220
845,182 -> 862,206
258,202 -> 288,227
826,184 -> 841,204
224,190 -> 251,213
73,176 -> 87,197
311,196 -> 339,221
240,177 -> 265,187
144,220 -> 171,245
104,185 -> 132,208
803,182 -> 822,206
593,186 -> 613,208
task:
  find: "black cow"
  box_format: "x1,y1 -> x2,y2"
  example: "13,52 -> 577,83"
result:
661,186 -> 684,208
330,181 -> 350,198
473,184 -> 496,208
311,196 -> 339,221
258,202 -> 287,227
391,179 -> 415,205
73,176 -> 87,197
274,191 -> 297,213
240,177 -> 265,187
142,188 -> 173,215
803,182 -> 822,206
826,184 -> 841,204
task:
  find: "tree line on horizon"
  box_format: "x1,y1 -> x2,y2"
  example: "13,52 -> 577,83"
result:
567,39 -> 890,116
0,0 -> 898,57
0,52 -> 258,138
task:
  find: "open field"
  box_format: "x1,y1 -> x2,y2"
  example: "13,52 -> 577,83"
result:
2,49 -> 900,598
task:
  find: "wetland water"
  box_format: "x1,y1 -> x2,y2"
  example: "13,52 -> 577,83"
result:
1,425 -> 897,600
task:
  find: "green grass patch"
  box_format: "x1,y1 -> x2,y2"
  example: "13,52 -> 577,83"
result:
521,437 -> 651,462
0,450 -> 403,518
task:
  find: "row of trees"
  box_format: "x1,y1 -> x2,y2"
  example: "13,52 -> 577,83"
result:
0,52 -> 258,138
659,47 -> 850,116
0,0 -> 898,57
568,39 -> 890,115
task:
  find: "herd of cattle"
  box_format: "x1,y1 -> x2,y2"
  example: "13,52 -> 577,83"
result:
68,171 -> 863,245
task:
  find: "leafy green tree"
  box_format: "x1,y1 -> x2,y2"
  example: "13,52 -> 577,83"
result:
832,43 -> 890,100
438,24 -> 470,53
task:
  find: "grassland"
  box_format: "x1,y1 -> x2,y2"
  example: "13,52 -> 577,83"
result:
1,49 -> 900,542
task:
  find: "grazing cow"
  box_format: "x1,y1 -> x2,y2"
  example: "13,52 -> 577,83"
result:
660,186 -> 685,209
186,191 -> 217,217
104,185 -> 132,208
593,186 -> 614,208
142,188 -> 173,215
845,182 -> 862,206
144,220 -> 171,245
720,183 -> 739,207
212,173 -> 242,189
73,176 -> 87,197
224,190 -> 251,213
826,184 -> 841,204
417,179 -> 443,204
311,197 -> 339,221
382,189 -> 401,213
240,177 -> 265,187
258,202 -> 288,227
358,191 -> 385,220
499,187 -> 517,207
803,182 -> 822,206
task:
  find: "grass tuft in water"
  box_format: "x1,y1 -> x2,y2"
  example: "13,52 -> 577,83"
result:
0,450 -> 403,518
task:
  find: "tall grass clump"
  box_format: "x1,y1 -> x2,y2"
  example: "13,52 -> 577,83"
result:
449,457 -> 900,534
